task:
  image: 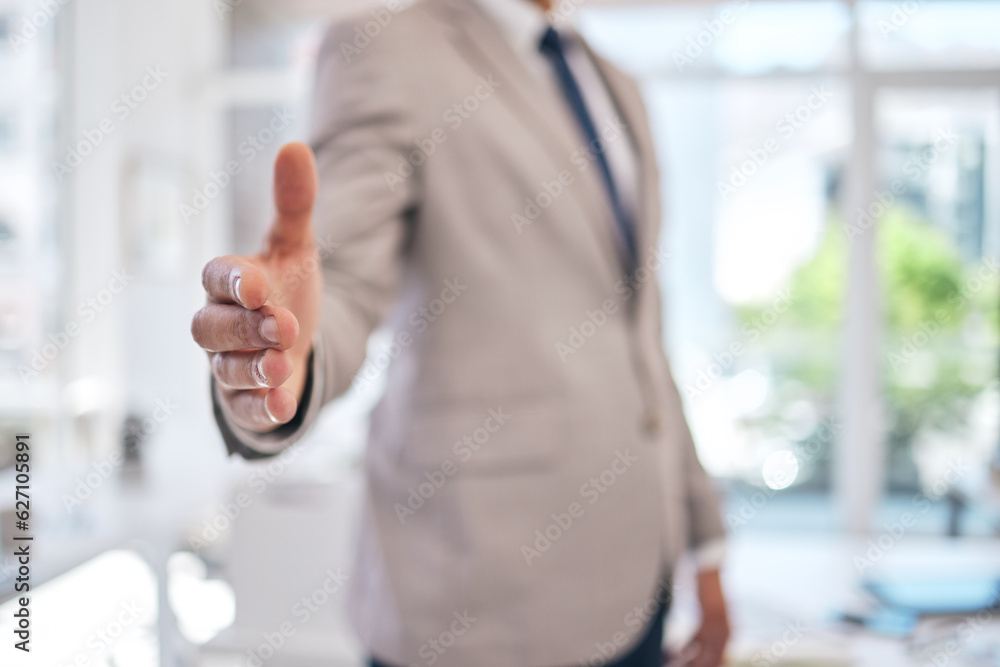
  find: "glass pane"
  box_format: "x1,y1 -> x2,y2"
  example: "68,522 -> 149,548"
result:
642,77 -> 850,523
859,1 -> 1000,71
875,88 -> 1000,535
578,1 -> 850,77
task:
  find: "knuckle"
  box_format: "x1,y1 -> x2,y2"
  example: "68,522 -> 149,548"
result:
244,354 -> 258,386
233,311 -> 256,345
236,398 -> 263,428
211,352 -> 226,379
201,260 -> 215,292
191,309 -> 208,346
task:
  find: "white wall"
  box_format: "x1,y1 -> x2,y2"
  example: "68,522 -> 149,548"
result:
62,0 -> 227,463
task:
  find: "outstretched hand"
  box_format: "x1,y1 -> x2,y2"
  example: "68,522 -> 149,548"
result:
191,143 -> 321,432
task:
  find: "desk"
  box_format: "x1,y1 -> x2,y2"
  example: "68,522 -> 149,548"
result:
676,534 -> 1000,666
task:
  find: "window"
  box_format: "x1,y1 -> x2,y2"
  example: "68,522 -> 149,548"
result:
875,88 -> 999,533
579,1 -> 1000,534
859,1 -> 1000,71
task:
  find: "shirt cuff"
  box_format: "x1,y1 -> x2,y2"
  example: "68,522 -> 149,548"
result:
690,538 -> 727,571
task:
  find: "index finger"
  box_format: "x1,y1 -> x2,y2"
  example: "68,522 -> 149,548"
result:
201,255 -> 269,309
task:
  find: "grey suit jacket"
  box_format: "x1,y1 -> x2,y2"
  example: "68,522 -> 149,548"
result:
213,0 -> 725,664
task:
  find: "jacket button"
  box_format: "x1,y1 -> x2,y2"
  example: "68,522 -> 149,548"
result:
643,413 -> 661,436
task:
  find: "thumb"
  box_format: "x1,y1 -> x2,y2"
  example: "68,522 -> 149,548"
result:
267,142 -> 317,251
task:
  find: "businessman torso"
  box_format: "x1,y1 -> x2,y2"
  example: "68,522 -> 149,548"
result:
219,0 -> 725,664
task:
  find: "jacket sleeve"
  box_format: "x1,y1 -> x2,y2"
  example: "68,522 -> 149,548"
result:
677,391 -> 728,552
658,349 -> 728,558
212,19 -> 422,458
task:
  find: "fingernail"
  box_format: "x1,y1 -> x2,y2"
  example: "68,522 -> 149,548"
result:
230,273 -> 243,304
260,317 -> 279,344
264,402 -> 282,425
252,350 -> 269,387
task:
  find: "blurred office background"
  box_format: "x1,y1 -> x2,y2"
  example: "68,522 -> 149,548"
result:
0,0 -> 998,665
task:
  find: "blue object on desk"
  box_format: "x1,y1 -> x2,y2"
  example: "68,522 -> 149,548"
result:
836,607 -> 918,637
863,576 -> 1000,615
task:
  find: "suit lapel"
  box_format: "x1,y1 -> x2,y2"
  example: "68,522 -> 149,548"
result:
428,0 -> 626,282
583,44 -> 661,264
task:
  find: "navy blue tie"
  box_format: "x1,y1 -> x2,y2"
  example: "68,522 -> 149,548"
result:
539,26 -> 638,272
